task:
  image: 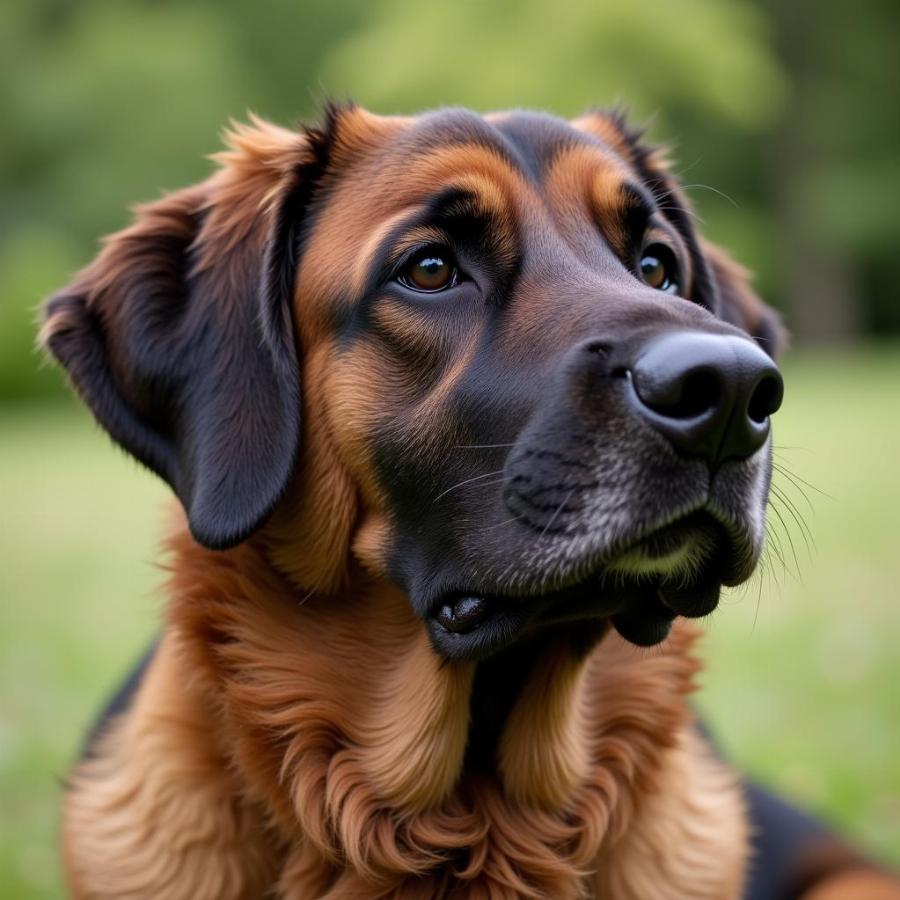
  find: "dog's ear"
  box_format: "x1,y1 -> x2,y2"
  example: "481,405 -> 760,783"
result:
698,239 -> 788,359
40,114 -> 337,549
575,109 -> 788,359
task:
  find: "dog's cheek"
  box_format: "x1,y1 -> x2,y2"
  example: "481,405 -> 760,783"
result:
263,345 -> 361,593
271,339 -> 404,588
352,514 -> 396,579
325,340 -> 399,510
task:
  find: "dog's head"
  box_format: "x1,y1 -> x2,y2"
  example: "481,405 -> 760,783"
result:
42,105 -> 784,660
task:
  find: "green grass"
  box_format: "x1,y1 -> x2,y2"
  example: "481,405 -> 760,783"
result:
1,347 -> 899,897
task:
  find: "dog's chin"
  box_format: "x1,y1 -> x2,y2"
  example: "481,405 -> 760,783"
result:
426,511 -> 751,661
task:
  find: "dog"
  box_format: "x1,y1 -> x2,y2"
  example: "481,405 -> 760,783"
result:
42,105 -> 900,898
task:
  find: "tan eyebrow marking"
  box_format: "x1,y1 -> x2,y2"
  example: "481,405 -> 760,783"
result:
385,224 -> 451,267
349,207 -> 429,294
591,174 -> 636,259
571,112 -> 635,161
543,143 -> 636,259
441,173 -> 519,268
384,174 -> 519,270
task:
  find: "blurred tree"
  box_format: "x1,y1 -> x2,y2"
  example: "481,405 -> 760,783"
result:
321,0 -> 786,127
0,0 -> 365,401
767,0 -> 900,341
1,1 -> 251,400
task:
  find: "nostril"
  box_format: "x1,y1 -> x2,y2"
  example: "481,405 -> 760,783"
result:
674,370 -> 721,418
586,340 -> 612,357
638,367 -> 721,419
747,373 -> 783,423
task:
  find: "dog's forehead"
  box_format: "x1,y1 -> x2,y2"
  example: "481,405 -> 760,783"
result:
386,107 -> 626,181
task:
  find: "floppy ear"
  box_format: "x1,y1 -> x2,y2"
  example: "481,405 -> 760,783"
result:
40,115 -> 334,549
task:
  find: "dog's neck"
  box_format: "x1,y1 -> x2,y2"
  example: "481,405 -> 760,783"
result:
160,524 -> 705,890
67,521 -> 747,898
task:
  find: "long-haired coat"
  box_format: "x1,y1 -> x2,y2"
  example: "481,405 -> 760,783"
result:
43,105 -> 899,899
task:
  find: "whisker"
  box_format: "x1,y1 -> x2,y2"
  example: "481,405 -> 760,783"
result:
461,476 -> 510,493
772,465 -> 816,514
767,497 -> 802,581
772,461 -> 834,500
485,513 -> 525,532
772,444 -> 815,454
752,558 -> 764,632
770,495 -> 812,571
777,488 -> 815,552
770,471 -> 813,518
540,488 -> 576,539
764,524 -> 788,583
765,546 -> 783,595
769,482 -> 816,556
432,469 -> 506,502
671,155 -> 705,181
453,442 -> 516,450
655,204 -> 705,225
680,183 -> 740,208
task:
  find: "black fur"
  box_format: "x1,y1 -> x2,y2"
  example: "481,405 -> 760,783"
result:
43,117 -> 340,550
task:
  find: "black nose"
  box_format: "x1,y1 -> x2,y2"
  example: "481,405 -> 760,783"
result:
628,331 -> 783,466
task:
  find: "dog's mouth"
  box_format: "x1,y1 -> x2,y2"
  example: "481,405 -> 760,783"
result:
426,510 -> 741,660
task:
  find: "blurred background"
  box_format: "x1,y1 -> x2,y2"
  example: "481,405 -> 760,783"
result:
1,0 -> 898,895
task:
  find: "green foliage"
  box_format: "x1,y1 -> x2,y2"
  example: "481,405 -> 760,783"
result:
324,0 -> 786,126
0,228 -> 80,401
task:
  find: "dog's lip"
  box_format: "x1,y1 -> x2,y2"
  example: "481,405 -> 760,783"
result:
426,510 -> 737,660
426,576 -> 674,661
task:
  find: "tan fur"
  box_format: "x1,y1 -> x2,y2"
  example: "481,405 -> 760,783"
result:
65,523 -> 745,898
543,144 -> 634,259
63,632 -> 278,899
571,113 -> 637,161
591,729 -> 748,899
296,142 -> 527,329
262,341 -> 362,594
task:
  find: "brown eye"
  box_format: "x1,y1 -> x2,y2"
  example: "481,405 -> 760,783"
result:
400,248 -> 458,293
639,243 -> 681,295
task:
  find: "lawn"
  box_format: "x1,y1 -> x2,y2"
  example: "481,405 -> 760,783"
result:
1,346 -> 898,897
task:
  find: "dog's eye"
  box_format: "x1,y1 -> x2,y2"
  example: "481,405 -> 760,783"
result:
639,243 -> 681,295
399,247 -> 459,293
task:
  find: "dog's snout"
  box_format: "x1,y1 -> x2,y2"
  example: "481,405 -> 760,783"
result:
627,331 -> 783,466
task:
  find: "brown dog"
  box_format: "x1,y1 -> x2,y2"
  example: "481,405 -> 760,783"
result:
43,106 -> 897,898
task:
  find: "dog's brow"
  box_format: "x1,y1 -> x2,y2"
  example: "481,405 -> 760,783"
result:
615,182 -> 657,236
424,183 -> 511,225
619,182 -> 657,220
372,182 -> 518,278
592,177 -> 660,257
403,108 -> 526,174
492,112 -> 598,180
